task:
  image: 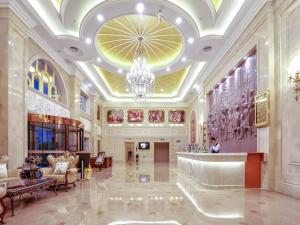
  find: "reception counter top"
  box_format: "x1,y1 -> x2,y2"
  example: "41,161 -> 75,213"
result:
177,152 -> 263,189
176,152 -> 247,162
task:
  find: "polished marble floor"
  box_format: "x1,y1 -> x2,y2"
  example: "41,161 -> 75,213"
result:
4,162 -> 300,225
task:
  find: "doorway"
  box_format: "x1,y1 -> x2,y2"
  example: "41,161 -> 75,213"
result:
154,142 -> 169,163
125,142 -> 134,163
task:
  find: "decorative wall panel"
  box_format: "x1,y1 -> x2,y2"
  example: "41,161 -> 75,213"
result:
207,53 -> 257,153
27,89 -> 70,118
80,116 -> 91,132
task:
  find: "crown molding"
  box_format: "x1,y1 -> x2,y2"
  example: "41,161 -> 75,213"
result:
199,0 -> 268,87
0,0 -> 36,28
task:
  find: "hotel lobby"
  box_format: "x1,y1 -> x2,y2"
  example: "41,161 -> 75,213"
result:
0,0 -> 300,224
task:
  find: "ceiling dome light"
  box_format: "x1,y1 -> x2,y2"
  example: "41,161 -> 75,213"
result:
182,57 -> 187,62
166,67 -> 170,72
97,57 -> 102,62
188,37 -> 194,44
85,37 -> 92,44
97,14 -> 104,22
118,68 -> 123,74
136,3 -> 144,14
176,17 -> 182,25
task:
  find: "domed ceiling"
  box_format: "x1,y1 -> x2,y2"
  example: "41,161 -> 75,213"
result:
19,0 -> 263,102
97,15 -> 183,70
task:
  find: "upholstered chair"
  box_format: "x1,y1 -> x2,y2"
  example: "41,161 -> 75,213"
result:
40,152 -> 79,192
0,155 -> 21,182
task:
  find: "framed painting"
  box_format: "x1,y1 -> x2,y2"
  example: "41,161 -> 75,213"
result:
168,110 -> 185,123
107,109 -> 124,124
148,110 -> 165,123
127,109 -> 144,123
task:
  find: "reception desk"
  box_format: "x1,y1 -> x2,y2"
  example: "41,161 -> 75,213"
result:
177,152 -> 263,189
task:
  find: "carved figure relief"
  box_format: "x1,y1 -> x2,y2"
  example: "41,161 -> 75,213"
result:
207,52 -> 257,153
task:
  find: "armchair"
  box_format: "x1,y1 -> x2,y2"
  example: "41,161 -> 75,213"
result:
40,152 -> 79,192
0,155 -> 21,182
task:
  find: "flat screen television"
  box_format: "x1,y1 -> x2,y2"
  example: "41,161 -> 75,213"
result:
138,142 -> 150,150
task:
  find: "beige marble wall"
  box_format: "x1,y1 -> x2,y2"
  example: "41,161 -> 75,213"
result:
0,8 -> 103,168
189,0 -> 300,197
273,0 -> 300,198
0,9 -> 28,168
102,106 -> 188,162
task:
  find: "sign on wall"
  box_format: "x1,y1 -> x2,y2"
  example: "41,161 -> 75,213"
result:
255,90 -> 270,128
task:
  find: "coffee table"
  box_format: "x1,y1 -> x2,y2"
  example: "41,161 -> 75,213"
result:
2,178 -> 57,216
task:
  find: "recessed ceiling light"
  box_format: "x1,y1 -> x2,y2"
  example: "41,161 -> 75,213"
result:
97,14 -> 104,22
88,83 -> 92,87
160,88 -> 164,92
182,57 -> 187,62
193,84 -> 199,89
166,67 -> 170,72
85,37 -> 92,44
176,17 -> 182,25
233,67 -> 236,70
136,3 -> 144,14
118,68 -> 123,74
125,88 -> 129,92
243,56 -> 247,60
97,57 -> 102,62
188,37 -> 194,44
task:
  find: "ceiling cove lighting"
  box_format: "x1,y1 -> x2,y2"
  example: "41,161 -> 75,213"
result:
136,3 -> 145,14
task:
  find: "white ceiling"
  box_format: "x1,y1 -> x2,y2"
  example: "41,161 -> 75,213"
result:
6,0 -> 267,103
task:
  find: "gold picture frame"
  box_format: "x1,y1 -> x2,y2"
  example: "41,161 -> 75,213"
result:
255,90 -> 270,128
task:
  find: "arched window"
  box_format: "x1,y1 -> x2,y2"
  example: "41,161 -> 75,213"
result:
34,76 -> 40,91
28,58 -> 65,104
51,87 -> 56,99
43,74 -> 49,95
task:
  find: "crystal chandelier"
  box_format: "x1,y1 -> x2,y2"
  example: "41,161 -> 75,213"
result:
126,37 -> 155,101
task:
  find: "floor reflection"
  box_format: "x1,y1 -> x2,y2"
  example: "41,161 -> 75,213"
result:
5,162 -> 300,225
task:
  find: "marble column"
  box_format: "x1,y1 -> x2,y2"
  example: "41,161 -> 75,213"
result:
89,95 -> 102,157
0,9 -> 28,168
69,76 -> 82,120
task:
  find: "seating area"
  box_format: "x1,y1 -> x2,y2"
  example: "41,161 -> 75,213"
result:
0,152 -> 84,223
41,152 -> 79,192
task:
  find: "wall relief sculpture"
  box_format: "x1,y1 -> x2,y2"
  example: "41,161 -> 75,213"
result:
207,52 -> 257,153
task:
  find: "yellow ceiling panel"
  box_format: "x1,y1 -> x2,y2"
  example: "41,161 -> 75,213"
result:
212,0 -> 223,11
97,15 -> 183,69
96,66 -> 190,96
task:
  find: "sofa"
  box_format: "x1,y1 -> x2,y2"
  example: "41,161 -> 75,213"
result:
0,155 -> 21,223
40,152 -> 79,192
0,155 -> 21,182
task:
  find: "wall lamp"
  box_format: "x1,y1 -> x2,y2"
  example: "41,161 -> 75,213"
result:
289,70 -> 300,101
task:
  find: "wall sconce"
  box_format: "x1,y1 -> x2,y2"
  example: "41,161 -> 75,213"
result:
289,70 -> 300,101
